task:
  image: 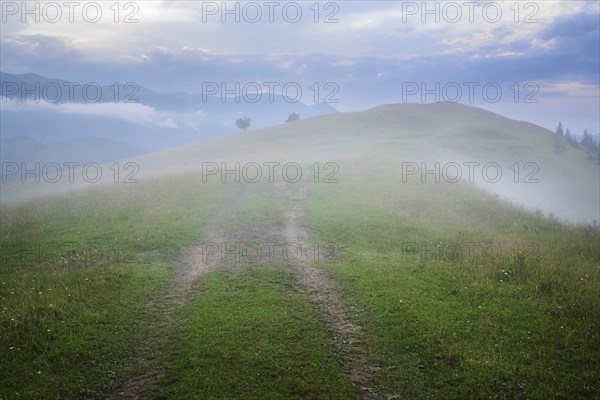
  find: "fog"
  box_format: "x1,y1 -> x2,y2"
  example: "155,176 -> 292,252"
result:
2,3 -> 600,398
2,1 -> 599,224
2,101 -> 598,225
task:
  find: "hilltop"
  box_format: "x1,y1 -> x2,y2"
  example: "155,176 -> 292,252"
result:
2,102 -> 599,222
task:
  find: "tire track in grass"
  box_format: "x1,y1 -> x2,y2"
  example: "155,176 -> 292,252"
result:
109,183 -> 256,399
113,177 -> 385,399
272,179 -> 387,400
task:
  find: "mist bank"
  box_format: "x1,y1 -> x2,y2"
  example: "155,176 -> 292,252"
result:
2,102 -> 598,224
0,71 -> 337,169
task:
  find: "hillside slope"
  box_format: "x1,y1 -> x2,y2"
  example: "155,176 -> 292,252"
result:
2,102 -> 598,222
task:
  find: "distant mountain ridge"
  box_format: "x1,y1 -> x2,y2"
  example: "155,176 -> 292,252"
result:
0,71 -> 337,165
2,79 -> 598,223
0,71 -> 338,114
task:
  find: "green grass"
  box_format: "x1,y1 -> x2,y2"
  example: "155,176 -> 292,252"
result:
0,175 -> 356,399
226,184 -> 286,234
0,173 -> 222,399
0,262 -> 168,399
306,161 -> 600,399
161,267 -> 354,399
155,180 -> 354,398
1,157 -> 599,399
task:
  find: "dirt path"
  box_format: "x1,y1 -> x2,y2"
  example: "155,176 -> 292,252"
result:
110,183 -> 256,399
272,179 -> 385,399
112,179 -> 384,399
175,183 -> 249,288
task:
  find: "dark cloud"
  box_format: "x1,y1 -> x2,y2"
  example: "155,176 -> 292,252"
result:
1,34 -> 82,73
540,10 -> 600,42
1,7 -> 597,132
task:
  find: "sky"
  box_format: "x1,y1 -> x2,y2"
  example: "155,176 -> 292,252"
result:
1,0 -> 599,134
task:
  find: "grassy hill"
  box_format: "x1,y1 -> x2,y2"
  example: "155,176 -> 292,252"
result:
2,102 -> 598,222
1,102 -> 599,399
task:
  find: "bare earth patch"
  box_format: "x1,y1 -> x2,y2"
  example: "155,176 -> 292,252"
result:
110,183 -> 254,399
111,180 -> 385,399
273,179 -> 386,399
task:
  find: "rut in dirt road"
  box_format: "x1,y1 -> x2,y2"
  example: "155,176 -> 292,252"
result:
111,179 -> 385,399
110,183 -> 258,400
272,179 -> 385,400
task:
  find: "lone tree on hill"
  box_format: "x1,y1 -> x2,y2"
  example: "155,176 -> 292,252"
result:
235,117 -> 252,133
285,113 -> 300,123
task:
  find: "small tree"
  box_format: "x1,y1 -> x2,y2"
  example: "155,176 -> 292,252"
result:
581,129 -> 595,151
235,117 -> 252,133
565,128 -> 573,145
553,122 -> 565,154
285,113 -> 300,123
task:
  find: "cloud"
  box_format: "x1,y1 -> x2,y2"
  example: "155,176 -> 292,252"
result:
1,97 -> 177,128
1,34 -> 81,69
1,2 -> 597,132
158,117 -> 177,128
185,121 -> 200,131
539,81 -> 599,98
